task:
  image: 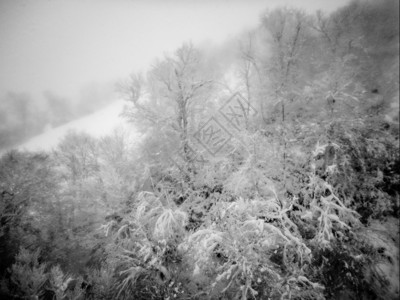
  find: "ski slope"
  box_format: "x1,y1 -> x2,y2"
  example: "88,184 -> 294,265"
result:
18,100 -> 138,152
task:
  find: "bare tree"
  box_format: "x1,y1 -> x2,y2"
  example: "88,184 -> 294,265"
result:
120,43 -> 213,176
238,31 -> 262,102
261,8 -> 308,189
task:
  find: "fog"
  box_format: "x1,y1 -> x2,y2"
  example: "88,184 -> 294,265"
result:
0,0 -> 351,150
0,0 -> 350,100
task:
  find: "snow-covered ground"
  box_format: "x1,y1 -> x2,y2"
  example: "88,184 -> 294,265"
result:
17,100 -> 138,152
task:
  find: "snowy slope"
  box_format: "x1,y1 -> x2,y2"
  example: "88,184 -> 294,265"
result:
18,100 -> 138,152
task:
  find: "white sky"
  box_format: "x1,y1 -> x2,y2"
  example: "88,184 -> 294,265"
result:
0,0 -> 350,101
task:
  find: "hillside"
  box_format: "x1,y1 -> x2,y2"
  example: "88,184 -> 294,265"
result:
17,100 -> 134,152
0,1 -> 399,300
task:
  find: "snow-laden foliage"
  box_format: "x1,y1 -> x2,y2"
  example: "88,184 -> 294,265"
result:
1,1 -> 398,299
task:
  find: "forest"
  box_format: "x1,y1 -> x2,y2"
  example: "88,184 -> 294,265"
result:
0,0 -> 399,299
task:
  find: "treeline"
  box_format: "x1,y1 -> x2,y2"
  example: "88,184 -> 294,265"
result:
0,0 -> 399,299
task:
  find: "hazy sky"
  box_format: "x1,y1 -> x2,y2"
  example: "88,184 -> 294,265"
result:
0,0 -> 350,101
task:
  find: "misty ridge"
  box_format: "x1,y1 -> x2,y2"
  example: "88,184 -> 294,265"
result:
0,81 -> 116,151
0,0 -> 399,300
